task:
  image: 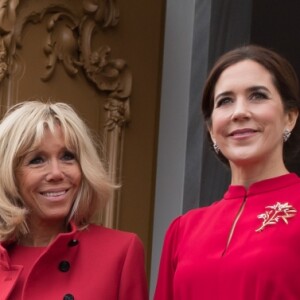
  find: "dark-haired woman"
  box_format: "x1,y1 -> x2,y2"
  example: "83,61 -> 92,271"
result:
154,45 -> 300,300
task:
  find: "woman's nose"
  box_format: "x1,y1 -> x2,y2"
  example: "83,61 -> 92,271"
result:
231,98 -> 251,121
45,160 -> 64,181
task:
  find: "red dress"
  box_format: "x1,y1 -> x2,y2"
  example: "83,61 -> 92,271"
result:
154,173 -> 300,300
0,223 -> 148,300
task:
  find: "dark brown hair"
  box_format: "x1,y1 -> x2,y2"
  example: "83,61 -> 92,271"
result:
202,45 -> 300,165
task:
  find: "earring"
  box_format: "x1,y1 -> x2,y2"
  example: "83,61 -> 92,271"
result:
283,129 -> 291,142
213,141 -> 219,154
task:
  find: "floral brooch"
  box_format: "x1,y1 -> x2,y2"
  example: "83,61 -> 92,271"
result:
255,202 -> 297,232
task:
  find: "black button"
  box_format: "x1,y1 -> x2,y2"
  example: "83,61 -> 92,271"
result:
63,294 -> 74,300
68,239 -> 79,247
59,260 -> 70,272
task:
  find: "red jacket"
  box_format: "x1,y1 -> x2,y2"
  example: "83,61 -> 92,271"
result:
154,173 -> 300,300
0,223 -> 148,300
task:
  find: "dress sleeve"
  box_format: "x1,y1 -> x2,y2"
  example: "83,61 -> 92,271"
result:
154,216 -> 181,300
119,234 -> 149,300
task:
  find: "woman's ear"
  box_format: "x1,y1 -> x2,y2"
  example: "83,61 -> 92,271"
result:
207,124 -> 215,143
287,108 -> 299,131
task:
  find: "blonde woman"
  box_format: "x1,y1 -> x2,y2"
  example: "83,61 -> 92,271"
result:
0,101 -> 148,300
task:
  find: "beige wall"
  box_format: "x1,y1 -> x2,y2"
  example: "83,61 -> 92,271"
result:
115,0 -> 165,275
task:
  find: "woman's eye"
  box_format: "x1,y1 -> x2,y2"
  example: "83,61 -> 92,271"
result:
250,92 -> 268,100
28,156 -> 44,165
62,151 -> 76,161
216,97 -> 232,108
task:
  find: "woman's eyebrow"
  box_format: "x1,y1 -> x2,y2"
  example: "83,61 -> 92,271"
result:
246,85 -> 270,93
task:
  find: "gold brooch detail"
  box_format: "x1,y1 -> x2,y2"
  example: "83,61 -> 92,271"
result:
255,202 -> 297,232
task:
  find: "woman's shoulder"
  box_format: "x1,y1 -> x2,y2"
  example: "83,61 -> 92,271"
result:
78,224 -> 141,246
164,200 -> 221,237
69,225 -> 145,269
180,200 -> 220,223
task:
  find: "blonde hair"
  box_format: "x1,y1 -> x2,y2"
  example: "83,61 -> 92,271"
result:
0,100 -> 113,241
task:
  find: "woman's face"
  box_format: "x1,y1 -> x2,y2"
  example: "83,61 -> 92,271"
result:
16,126 -> 82,228
209,59 -> 298,167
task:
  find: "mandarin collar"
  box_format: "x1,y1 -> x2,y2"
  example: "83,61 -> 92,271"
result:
224,173 -> 299,200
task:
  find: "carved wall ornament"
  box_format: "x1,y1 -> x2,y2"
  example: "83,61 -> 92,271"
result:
0,0 -> 131,228
82,0 -> 120,27
0,38 -> 8,82
104,97 -> 130,131
0,0 -> 19,81
42,13 -> 81,81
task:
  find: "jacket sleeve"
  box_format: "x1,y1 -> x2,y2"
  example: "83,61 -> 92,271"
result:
119,234 -> 149,300
153,216 -> 181,300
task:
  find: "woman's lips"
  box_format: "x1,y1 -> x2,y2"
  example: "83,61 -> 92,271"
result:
41,190 -> 67,197
39,189 -> 69,201
229,128 -> 258,138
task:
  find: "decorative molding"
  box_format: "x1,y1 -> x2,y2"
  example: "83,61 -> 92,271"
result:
41,12 -> 81,81
0,39 -> 8,82
0,0 -> 131,228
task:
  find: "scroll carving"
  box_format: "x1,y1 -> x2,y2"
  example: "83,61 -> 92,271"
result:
0,0 -> 19,82
82,0 -> 119,27
39,0 -> 131,132
0,39 -> 8,82
42,13 -> 81,81
0,0 -> 131,228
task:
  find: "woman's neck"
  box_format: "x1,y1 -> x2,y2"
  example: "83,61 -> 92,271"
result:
19,219 -> 68,247
229,159 -> 289,188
